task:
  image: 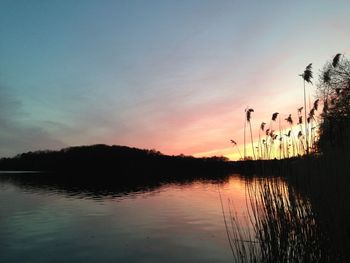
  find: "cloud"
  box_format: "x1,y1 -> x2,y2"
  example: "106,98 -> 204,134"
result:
0,84 -> 65,157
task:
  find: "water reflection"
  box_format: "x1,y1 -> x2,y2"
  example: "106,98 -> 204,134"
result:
0,172 -> 248,263
0,172 -> 348,262
0,172 -> 242,200
223,177 -> 337,263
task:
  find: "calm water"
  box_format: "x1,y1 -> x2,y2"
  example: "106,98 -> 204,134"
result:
0,173 -> 256,263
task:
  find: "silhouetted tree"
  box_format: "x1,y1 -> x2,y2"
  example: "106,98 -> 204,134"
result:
317,54 -> 350,154
0,145 -> 232,175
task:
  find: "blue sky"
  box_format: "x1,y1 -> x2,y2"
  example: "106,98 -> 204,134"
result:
1,0 -> 350,158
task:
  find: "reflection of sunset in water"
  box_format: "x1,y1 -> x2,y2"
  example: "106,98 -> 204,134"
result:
1,171 -> 346,262
0,173 -> 258,263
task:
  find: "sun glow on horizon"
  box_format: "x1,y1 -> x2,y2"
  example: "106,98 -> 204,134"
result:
0,1 -> 349,158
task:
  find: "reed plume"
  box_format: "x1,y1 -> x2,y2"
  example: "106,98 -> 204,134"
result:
272,112 -> 279,121
246,108 -> 256,160
230,139 -> 243,160
259,122 -> 266,159
332,53 -> 341,68
270,113 -> 280,158
300,63 -> 313,154
285,114 -> 296,157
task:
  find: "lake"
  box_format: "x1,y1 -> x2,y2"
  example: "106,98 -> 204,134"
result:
0,172 -> 258,263
0,172 -> 347,262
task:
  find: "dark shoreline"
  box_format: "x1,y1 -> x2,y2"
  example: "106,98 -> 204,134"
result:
0,145 -> 348,190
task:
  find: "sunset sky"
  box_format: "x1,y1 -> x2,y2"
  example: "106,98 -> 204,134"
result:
1,0 -> 350,159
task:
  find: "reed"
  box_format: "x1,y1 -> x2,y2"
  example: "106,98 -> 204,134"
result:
259,122 -> 266,159
284,114 -> 295,157
246,108 -> 256,160
232,54 -> 349,162
221,175 -> 336,262
223,53 -> 350,261
231,139 -> 243,160
300,63 -> 313,155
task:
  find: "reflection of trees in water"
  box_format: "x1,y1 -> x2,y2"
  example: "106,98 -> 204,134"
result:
0,172 -> 231,200
223,177 -> 334,263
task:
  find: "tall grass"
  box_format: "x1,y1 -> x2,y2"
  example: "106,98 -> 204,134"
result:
245,108 -> 256,160
259,122 -> 266,159
300,63 -> 313,155
224,53 -> 350,262
220,176 -> 335,263
231,139 -> 243,160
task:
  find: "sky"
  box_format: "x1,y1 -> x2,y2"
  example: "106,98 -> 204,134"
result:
0,0 -> 350,159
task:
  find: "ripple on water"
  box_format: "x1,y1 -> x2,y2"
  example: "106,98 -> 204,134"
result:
0,173 -> 254,263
